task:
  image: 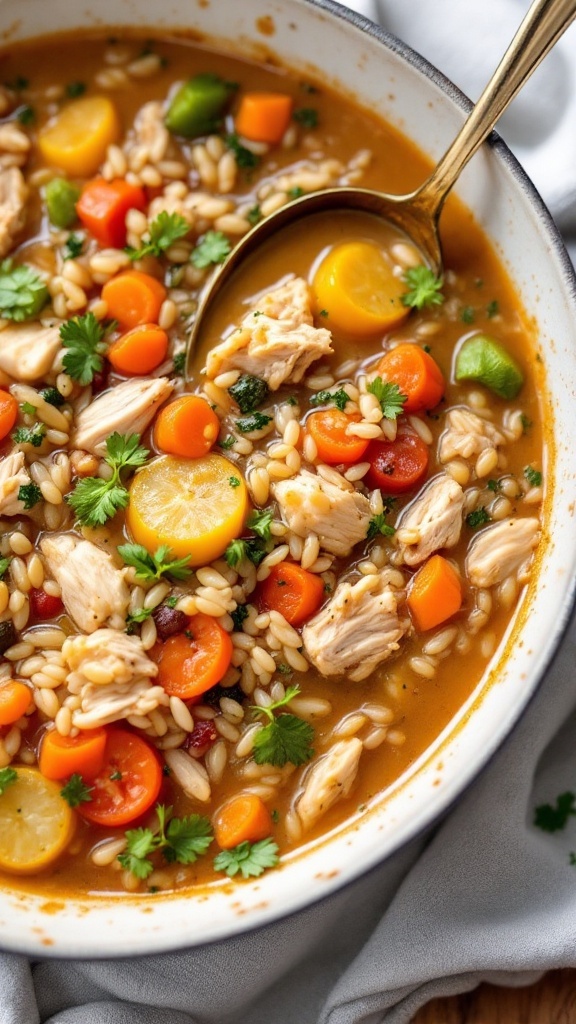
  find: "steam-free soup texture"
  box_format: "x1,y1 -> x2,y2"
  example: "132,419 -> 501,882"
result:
0,34 -> 543,894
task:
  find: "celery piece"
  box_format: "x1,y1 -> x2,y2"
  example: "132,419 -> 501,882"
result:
165,73 -> 235,138
454,333 -> 524,399
45,177 -> 80,229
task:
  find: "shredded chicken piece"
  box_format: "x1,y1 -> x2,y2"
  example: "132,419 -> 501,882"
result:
438,406 -> 505,463
205,278 -> 333,390
0,123 -> 31,170
0,451 -> 32,516
40,534 -> 130,634
296,738 -> 363,832
72,376 -> 173,455
0,167 -> 28,258
303,571 -> 408,681
396,474 -> 465,566
466,516 -> 540,588
0,321 -> 61,382
272,468 -> 371,557
61,628 -> 165,730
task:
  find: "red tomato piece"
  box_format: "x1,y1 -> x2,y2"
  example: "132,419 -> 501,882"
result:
364,422 -> 430,494
29,588 -> 64,620
78,728 -> 162,827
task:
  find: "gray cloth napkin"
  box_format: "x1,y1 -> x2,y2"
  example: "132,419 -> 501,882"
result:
4,2 -> 576,1021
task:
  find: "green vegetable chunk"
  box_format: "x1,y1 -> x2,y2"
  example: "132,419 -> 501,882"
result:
454,333 -> 524,399
165,73 -> 236,138
228,374 -> 269,413
44,177 -> 80,229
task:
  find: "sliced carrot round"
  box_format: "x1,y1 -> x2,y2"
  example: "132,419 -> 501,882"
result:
378,343 -> 445,413
364,422 -> 429,494
101,270 -> 166,331
259,562 -> 325,626
157,615 -> 233,700
407,554 -> 463,632
311,241 -> 410,335
108,323 -> 169,376
0,680 -> 32,726
126,453 -> 248,565
38,726 -> 108,781
214,793 -> 273,850
154,395 -> 220,458
78,728 -> 162,827
38,96 -> 120,177
306,408 -> 369,465
0,391 -> 18,441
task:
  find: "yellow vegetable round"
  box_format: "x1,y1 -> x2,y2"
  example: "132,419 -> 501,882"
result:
312,240 -> 410,335
127,453 -> 249,566
38,95 -> 120,177
0,767 -> 75,875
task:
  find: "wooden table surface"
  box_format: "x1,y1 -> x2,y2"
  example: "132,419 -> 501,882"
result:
411,971 -> 576,1022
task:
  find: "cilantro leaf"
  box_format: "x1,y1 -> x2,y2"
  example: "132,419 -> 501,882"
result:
0,767 -> 18,795
67,432 -> 149,528
367,513 -> 395,539
293,107 -> 318,128
402,266 -> 444,310
63,233 -> 84,260
366,377 -> 407,419
247,507 -> 274,542
191,230 -> 231,269
164,814 -> 214,864
0,557 -> 11,579
247,205 -> 262,226
0,260 -> 48,321
119,805 -> 213,878
287,186 -> 304,199
225,133 -> 260,170
214,838 -> 279,879
251,686 -> 314,768
466,507 -> 491,529
126,211 -> 189,261
534,792 -> 576,833
235,412 -> 272,433
17,482 -> 42,510
117,543 -> 192,582
12,422 -> 46,447
118,827 -> 158,879
60,773 -> 93,808
60,312 -> 107,385
309,388 -> 349,412
524,465 -> 542,488
231,604 -> 249,630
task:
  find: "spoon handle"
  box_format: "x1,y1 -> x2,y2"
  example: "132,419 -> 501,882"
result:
413,0 -> 576,217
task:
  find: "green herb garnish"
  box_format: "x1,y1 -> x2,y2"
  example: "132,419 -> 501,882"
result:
402,266 -> 444,310
117,542 -> 192,582
60,312 -> 107,385
366,513 -> 395,539
524,466 -> 542,488
191,230 -> 231,269
118,804 -> 213,879
214,838 -> 279,879
309,388 -> 349,412
17,482 -> 42,510
0,767 -> 18,795
235,412 -> 272,433
67,433 -> 149,528
366,377 -> 407,419
0,260 -> 48,321
12,422 -> 46,448
293,107 -> 318,128
251,686 -> 314,768
466,507 -> 491,529
126,211 -> 189,261
60,773 -> 93,808
225,132 -> 260,169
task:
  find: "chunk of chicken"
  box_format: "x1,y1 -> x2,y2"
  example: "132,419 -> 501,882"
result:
40,534 -> 130,634
466,517 -> 540,588
396,474 -> 465,566
0,123 -> 31,170
0,451 -> 32,516
438,406 -> 505,463
72,376 -> 173,455
0,321 -> 60,382
205,278 -> 333,390
0,167 -> 28,258
302,571 -> 408,681
296,738 -> 363,832
62,628 -> 165,730
272,468 -> 371,557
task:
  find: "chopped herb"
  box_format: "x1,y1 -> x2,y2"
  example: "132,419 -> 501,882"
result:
247,507 -> 274,542
165,595 -> 178,609
271,809 -> 280,823
251,685 -> 314,768
12,422 -> 46,448
319,309 -> 328,317
0,557 -> 11,580
366,377 -> 407,419
60,312 -> 107,385
466,507 -> 491,529
17,482 -> 42,510
401,266 -> 444,310
38,386 -> 65,407
277,664 -> 292,676
63,233 -> 84,260
60,773 -> 93,808
225,132 -> 260,169
109,769 -> 123,782
486,479 -> 500,493
117,543 -> 192,582
191,230 -> 231,269
521,414 -> 533,432
229,476 -> 241,488
461,306 -> 475,324
235,411 -> 272,433
218,435 -> 235,450
66,81 -> 86,98
323,582 -> 332,593
173,352 -> 186,375
225,536 -> 268,569
524,465 -> 542,488
67,433 -> 149,528
293,107 -> 318,128
366,513 -> 395,539
228,373 -> 269,414
285,396 -> 298,407
423,344 -> 431,353
0,767 -> 17,795
20,401 -> 36,416
247,205 -> 262,226
231,603 -> 249,630
0,259 -> 48,321
487,299 -> 499,318
126,607 -> 154,633
118,804 -> 213,878
534,792 -> 576,833
287,186 -> 304,199
126,211 -> 189,261
309,388 -> 349,412
214,838 -> 279,879
16,104 -> 35,125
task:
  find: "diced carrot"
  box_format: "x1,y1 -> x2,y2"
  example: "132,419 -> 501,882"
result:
38,726 -> 108,781
153,395 -> 220,458
101,270 -> 166,330
407,554 -> 463,632
107,323 -> 169,376
0,391 -> 18,442
0,681 -> 32,726
378,343 -> 445,413
78,728 -> 162,827
38,96 -> 120,177
364,422 -> 429,494
259,561 -> 325,626
235,91 -> 293,145
306,408 -> 369,465
76,178 -> 146,249
156,615 -> 233,700
214,793 -> 273,849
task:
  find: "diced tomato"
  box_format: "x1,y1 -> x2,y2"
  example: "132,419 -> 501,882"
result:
29,588 -> 64,620
78,728 -> 162,827
364,421 -> 430,494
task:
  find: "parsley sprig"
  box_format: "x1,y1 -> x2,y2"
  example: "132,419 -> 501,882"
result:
12,422 -> 46,448
67,433 -> 149,527
366,377 -> 407,419
214,838 -> 279,879
117,542 -> 192,582
60,312 -> 108,385
60,773 -> 93,808
18,482 -> 42,510
251,685 -> 314,768
402,266 -> 445,310
225,133 -> 261,170
191,230 -> 231,269
309,388 -> 349,412
466,507 -> 491,529
248,507 -> 274,542
0,557 -> 11,580
367,513 -> 395,539
0,767 -> 17,795
0,259 -> 48,321
118,804 -> 213,879
126,211 -> 189,262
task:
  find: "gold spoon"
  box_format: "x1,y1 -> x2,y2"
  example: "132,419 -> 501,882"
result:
186,0 -> 576,370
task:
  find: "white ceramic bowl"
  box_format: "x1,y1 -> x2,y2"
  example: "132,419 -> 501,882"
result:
2,0 -> 576,957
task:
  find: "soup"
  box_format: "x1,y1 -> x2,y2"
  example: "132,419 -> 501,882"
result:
0,33 -> 543,895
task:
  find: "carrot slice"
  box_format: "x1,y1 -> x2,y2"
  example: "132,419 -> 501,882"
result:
38,96 -> 120,177
378,343 -> 445,413
76,178 -> 146,249
214,793 -> 273,849
364,422 -> 429,494
154,395 -> 220,458
312,241 -> 410,335
108,323 -> 169,376
407,554 -> 463,632
259,562 -> 325,626
306,408 -> 369,465
235,92 -> 293,145
38,726 -> 108,781
0,681 -> 32,726
0,391 -> 18,442
78,728 -> 162,827
101,270 -> 166,330
156,615 -> 233,700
